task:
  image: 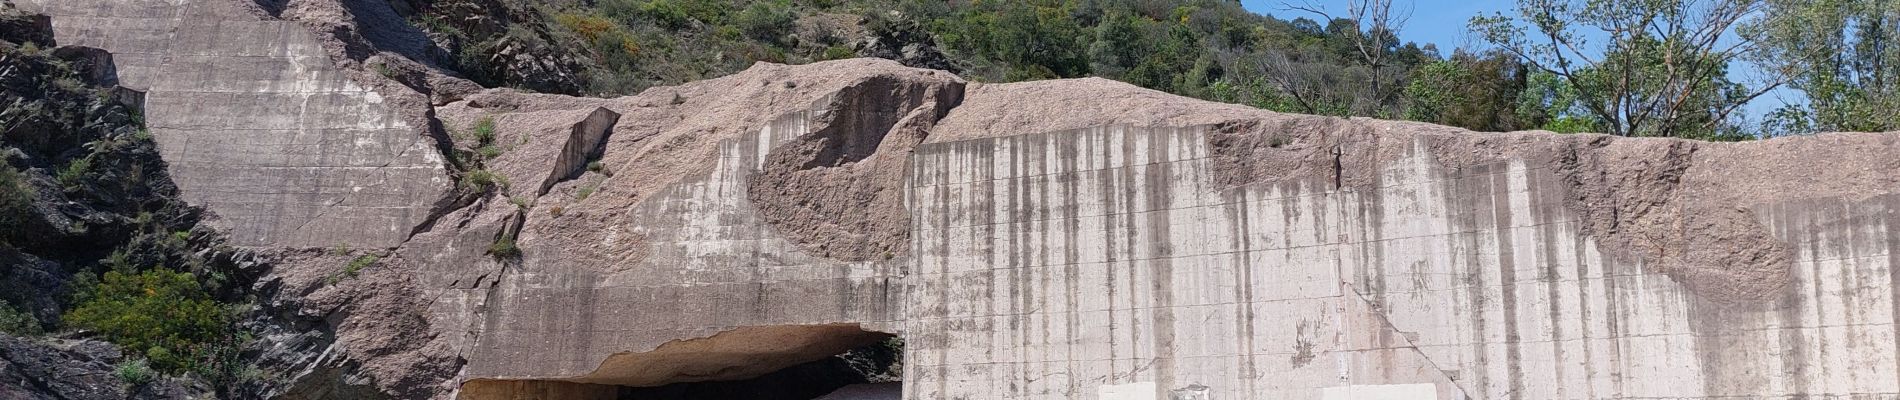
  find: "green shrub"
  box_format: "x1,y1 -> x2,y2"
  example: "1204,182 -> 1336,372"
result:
56,156 -> 91,189
487,235 -> 521,258
822,45 -> 857,61
471,116 -> 497,145
576,184 -> 596,200
344,254 -> 376,278
0,165 -> 33,245
116,358 -> 153,385
735,1 -> 796,43
52,77 -> 85,93
0,303 -> 41,336
326,254 -> 377,285
460,169 -> 507,191
63,268 -> 227,373
477,144 -> 503,160
555,12 -> 618,43
639,0 -> 695,29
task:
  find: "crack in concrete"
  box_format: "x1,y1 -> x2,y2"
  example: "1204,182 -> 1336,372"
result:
1342,283 -> 1476,398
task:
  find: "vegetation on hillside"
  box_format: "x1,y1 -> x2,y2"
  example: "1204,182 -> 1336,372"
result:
403,0 -> 1895,139
0,10 -> 261,393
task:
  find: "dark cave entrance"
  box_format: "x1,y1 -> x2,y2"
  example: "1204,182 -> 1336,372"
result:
459,327 -> 903,400
612,334 -> 902,400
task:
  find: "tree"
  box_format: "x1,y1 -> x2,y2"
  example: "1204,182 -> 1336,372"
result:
1472,0 -> 1789,139
1747,0 -> 1900,134
1404,50 -> 1536,131
1282,0 -> 1414,116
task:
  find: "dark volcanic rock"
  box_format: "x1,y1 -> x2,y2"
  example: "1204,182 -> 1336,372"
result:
0,6 -> 51,48
0,334 -> 207,400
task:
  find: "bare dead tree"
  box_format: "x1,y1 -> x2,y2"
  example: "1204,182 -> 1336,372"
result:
1281,0 -> 1414,113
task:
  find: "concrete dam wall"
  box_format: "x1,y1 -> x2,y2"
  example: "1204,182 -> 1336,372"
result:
904,124 -> 1900,399
17,0 -> 1900,398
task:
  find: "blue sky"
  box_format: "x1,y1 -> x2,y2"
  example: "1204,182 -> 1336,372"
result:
1239,0 -> 1514,52
1237,0 -> 1798,125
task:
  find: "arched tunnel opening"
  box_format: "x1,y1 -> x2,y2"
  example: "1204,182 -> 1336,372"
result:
458,325 -> 903,400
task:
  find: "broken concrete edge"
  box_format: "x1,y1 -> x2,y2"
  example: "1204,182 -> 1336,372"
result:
541,108 -> 622,196
747,74 -> 969,262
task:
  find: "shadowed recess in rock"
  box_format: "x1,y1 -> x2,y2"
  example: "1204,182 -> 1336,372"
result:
456,326 -> 901,400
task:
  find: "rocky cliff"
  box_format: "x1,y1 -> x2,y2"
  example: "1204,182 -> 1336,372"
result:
12,0 -> 1900,399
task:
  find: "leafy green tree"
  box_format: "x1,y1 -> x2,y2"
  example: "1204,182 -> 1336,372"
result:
63,268 -> 228,373
935,1 -> 1093,80
1517,69 -> 1599,133
1403,50 -> 1536,131
1746,0 -> 1900,134
1472,0 -> 1786,139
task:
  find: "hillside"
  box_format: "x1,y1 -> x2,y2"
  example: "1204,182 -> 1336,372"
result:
395,0 -> 1454,121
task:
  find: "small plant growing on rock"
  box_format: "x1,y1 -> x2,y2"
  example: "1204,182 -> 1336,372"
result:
327,254 -> 379,285
55,155 -> 91,189
461,169 -> 507,192
372,62 -> 398,79
115,358 -> 153,386
52,76 -> 85,93
472,116 -> 497,145
0,165 -> 34,246
487,235 -> 521,259
168,230 -> 191,247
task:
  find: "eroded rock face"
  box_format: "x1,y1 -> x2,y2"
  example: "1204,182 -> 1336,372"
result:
438,60 -> 960,393
15,0 -> 451,248
20,1 -> 1900,399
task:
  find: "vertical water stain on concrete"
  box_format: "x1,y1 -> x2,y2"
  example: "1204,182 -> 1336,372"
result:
1488,163 -> 1525,400
1145,145 -> 1178,392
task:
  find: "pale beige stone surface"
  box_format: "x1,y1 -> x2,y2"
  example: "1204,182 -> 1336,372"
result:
16,0 -> 450,248
20,2 -> 1900,399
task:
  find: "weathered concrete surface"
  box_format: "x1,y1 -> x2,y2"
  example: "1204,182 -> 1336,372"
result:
19,1 -> 1900,398
407,61 -> 963,399
903,120 -> 1900,399
15,0 -> 449,248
